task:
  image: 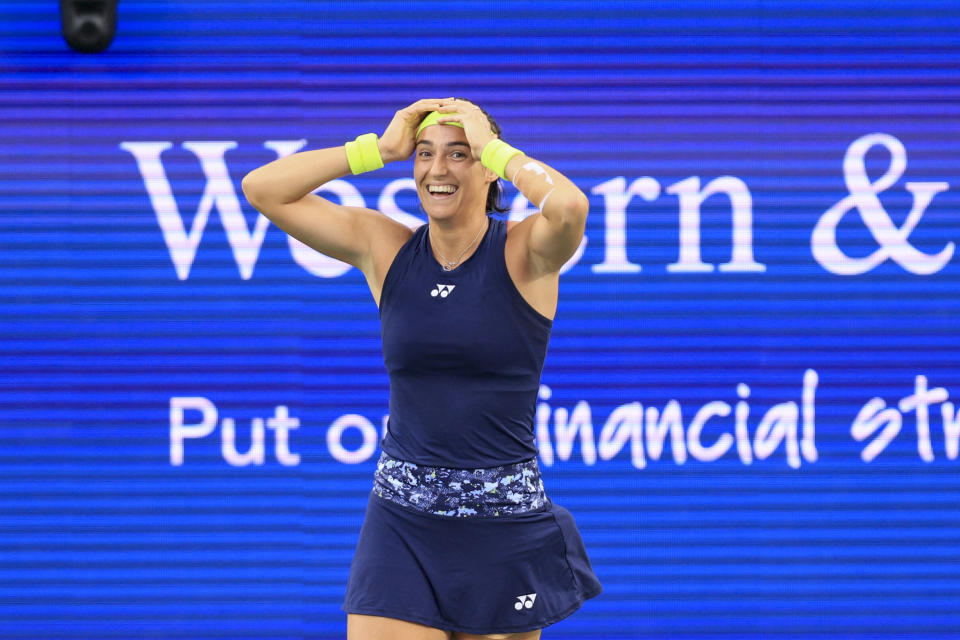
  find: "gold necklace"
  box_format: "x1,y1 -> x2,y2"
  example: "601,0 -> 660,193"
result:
430,218 -> 488,271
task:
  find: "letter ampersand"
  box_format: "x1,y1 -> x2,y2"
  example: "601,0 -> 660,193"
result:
812,133 -> 952,275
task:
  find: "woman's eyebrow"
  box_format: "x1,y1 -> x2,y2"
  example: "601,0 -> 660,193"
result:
416,140 -> 470,149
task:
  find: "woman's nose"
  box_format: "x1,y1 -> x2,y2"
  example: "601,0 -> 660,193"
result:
430,155 -> 448,175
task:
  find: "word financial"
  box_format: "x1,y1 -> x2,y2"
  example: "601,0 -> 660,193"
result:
122,134 -> 952,280
169,371 -> 960,468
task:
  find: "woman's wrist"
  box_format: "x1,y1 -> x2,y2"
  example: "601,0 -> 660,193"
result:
480,139 -> 524,181
376,137 -> 396,164
344,133 -> 385,174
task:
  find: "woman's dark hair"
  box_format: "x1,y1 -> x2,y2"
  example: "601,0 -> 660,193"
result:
455,97 -> 508,214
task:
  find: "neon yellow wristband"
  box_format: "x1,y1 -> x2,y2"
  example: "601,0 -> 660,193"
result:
480,139 -> 524,180
344,133 -> 384,175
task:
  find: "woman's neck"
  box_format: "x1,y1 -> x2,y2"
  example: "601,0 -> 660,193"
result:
428,213 -> 490,269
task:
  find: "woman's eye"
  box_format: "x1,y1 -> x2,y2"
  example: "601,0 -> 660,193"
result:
452,152 -> 465,159
418,151 -> 431,158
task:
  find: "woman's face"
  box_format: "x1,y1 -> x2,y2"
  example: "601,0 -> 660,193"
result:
414,123 -> 493,220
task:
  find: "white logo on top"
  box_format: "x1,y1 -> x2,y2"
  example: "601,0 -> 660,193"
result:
514,593 -> 537,610
430,284 -> 455,298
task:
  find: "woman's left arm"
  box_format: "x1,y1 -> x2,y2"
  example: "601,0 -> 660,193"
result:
435,100 -> 589,275
504,153 -> 590,274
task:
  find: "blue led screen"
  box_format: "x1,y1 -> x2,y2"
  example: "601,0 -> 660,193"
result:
2,1 -> 960,638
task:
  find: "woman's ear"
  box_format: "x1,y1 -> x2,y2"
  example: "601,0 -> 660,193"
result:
481,164 -> 498,184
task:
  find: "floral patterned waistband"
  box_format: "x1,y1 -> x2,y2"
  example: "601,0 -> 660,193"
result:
372,451 -> 547,518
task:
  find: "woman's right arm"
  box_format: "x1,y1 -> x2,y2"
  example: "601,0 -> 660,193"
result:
242,145 -> 388,272
240,98 -> 452,274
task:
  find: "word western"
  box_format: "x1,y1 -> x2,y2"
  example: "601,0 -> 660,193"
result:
122,133 -> 952,280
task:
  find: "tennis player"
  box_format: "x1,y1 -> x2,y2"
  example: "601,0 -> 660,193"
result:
242,97 -> 602,639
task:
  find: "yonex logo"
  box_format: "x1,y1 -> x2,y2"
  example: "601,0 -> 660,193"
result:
430,284 -> 455,298
514,593 -> 537,610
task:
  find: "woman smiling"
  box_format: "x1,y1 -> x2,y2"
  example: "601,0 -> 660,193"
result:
242,97 -> 601,639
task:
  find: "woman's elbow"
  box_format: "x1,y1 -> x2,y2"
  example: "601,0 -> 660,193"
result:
572,190 -> 590,218
241,173 -> 268,204
241,172 -> 259,193
555,189 -> 589,223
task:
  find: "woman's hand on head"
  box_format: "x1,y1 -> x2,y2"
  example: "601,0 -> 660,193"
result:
435,99 -> 498,161
378,98 -> 454,164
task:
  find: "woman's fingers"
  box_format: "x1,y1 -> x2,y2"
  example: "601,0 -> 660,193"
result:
436,98 -> 481,112
382,101 -> 449,163
405,98 -> 455,112
401,99 -> 457,127
379,98 -> 464,162
413,98 -> 453,106
434,109 -> 495,161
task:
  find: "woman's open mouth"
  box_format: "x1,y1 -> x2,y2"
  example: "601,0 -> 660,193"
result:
427,184 -> 459,199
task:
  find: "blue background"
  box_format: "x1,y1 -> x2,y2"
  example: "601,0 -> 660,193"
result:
2,1 -> 960,637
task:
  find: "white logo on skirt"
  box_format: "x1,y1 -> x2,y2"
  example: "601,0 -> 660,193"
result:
514,593 -> 537,610
430,284 -> 455,298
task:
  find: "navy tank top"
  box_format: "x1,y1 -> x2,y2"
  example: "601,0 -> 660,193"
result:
378,217 -> 553,468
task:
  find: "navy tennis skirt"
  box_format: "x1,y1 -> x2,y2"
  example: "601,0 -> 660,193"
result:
342,453 -> 603,635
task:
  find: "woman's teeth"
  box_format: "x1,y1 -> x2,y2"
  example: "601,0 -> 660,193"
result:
428,185 -> 458,195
